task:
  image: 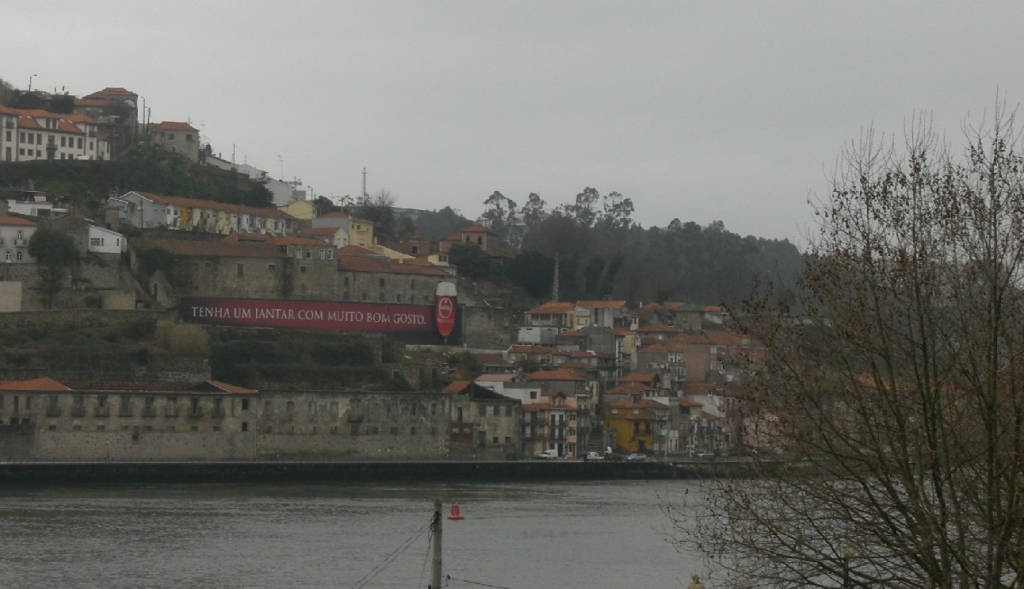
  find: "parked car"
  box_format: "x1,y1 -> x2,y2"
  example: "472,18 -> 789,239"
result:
696,451 -> 715,460
536,449 -> 560,460
584,451 -> 604,461
626,452 -> 647,461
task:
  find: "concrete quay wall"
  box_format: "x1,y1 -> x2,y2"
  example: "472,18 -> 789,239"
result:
0,460 -> 721,484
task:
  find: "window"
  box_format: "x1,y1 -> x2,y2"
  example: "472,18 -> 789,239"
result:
395,294 -> 402,303
90,237 -> 103,247
237,263 -> 244,277
304,249 -> 311,258
379,278 -> 385,288
300,265 -> 307,273
16,251 -> 23,262
169,133 -> 175,140
241,399 -> 249,411
241,421 -> 249,432
268,264 -> 276,272
505,436 -> 512,444
318,249 -> 325,260
411,279 -> 416,288
493,436 -> 499,444
361,292 -> 367,301
327,249 -> 334,259
477,405 -> 486,417
60,137 -> 66,147
343,277 -> 349,287
77,138 -> 82,149
529,391 -> 538,400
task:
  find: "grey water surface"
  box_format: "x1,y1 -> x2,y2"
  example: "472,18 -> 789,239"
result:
0,480 -> 704,589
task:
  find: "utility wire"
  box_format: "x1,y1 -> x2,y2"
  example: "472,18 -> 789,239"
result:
349,517 -> 432,589
417,526 -> 434,588
445,575 -> 514,589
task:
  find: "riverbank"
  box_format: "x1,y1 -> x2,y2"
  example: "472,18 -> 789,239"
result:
0,459 -> 757,484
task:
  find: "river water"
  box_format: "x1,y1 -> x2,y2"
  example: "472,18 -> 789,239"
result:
0,480 -> 705,589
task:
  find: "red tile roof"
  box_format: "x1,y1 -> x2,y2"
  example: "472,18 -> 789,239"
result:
619,372 -> 658,384
151,121 -> 198,132
0,216 -> 38,227
132,192 -> 298,220
442,381 -> 472,394
0,377 -> 71,391
526,369 -> 589,382
576,300 -> 629,310
155,238 -> 286,259
528,301 -> 576,315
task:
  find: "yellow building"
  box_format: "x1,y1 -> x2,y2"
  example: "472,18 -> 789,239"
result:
603,399 -> 667,454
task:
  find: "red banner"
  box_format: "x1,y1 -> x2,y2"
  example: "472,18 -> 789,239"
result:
180,297 -> 454,342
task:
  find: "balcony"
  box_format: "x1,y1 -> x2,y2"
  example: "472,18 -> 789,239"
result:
14,239 -> 26,247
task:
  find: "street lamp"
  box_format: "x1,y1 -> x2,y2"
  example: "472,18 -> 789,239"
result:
28,74 -> 37,92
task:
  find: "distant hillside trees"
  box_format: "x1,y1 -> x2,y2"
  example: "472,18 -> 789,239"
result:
475,186 -> 803,307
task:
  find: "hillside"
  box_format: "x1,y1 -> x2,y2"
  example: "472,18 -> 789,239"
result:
0,148 -> 274,214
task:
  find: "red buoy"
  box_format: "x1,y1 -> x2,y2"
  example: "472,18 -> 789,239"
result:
447,504 -> 464,521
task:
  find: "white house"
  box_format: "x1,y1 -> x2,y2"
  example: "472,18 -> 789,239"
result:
0,216 -> 38,263
87,225 -> 127,254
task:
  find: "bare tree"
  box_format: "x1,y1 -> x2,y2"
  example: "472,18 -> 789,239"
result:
675,107 -> 1024,588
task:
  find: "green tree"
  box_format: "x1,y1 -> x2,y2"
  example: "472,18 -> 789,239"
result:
521,192 -> 547,234
28,229 -> 79,309
678,109 -> 1024,588
353,189 -> 397,241
448,242 -> 501,280
312,196 -> 340,215
0,78 -> 16,106
478,191 -> 520,248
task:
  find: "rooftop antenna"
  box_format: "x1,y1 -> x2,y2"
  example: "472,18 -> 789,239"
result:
277,155 -> 284,180
362,166 -> 368,199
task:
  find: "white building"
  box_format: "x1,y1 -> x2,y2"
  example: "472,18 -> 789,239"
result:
0,216 -> 38,264
87,225 -> 127,255
0,105 -> 110,162
5,191 -> 68,218
203,154 -> 307,207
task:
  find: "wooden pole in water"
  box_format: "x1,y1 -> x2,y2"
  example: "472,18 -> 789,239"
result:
431,498 -> 443,589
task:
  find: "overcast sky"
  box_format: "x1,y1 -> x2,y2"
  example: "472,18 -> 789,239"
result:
7,2 -> 1024,244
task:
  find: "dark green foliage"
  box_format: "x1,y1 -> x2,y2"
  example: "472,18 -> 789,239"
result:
131,240 -> 178,280
507,251 -> 555,299
0,147 -> 273,208
209,329 -> 383,388
312,196 -> 340,215
447,243 -> 503,280
28,228 -> 79,308
414,206 -> 473,241
446,350 -> 482,380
